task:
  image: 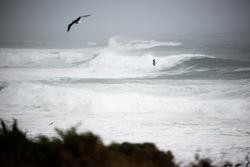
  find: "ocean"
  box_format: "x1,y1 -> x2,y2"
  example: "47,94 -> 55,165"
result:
0,36 -> 250,163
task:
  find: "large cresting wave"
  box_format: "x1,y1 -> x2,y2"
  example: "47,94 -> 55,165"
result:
1,36 -> 250,79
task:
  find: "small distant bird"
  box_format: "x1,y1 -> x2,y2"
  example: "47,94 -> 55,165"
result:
153,59 -> 156,66
67,15 -> 91,32
49,122 -> 54,125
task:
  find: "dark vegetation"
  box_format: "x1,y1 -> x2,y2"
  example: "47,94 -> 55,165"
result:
0,120 -> 249,167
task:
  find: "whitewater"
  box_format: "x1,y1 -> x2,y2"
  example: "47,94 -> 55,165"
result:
0,36 -> 250,163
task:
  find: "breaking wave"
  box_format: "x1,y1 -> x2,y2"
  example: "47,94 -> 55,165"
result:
107,36 -> 181,51
0,48 -> 98,68
0,37 -> 250,79
1,37 -> 250,161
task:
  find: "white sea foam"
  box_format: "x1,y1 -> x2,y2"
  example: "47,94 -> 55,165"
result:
88,49 -> 211,74
0,48 -> 98,68
234,67 -> 250,72
0,37 -> 250,163
87,42 -> 98,46
0,39 -> 213,79
0,80 -> 250,162
108,36 -> 181,51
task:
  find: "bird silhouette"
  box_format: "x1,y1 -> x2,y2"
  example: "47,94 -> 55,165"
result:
153,59 -> 156,66
67,15 -> 91,32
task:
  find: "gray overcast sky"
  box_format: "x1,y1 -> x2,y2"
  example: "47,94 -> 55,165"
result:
0,0 -> 250,41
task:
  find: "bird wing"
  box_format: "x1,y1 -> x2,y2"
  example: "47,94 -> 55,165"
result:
67,22 -> 75,32
67,15 -> 91,32
81,14 -> 91,18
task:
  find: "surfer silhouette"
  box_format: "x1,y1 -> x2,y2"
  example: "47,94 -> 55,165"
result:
153,59 -> 156,66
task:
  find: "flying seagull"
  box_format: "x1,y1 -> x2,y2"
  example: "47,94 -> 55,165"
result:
67,15 -> 91,32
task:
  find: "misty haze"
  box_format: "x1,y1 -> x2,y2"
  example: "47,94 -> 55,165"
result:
0,0 -> 250,165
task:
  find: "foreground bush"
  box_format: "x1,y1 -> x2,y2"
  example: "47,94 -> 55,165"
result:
0,120 -> 248,167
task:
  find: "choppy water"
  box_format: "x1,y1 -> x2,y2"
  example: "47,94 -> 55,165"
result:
0,36 -> 250,162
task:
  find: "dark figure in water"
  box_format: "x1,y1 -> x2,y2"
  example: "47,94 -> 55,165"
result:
67,15 -> 91,32
153,59 -> 156,66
